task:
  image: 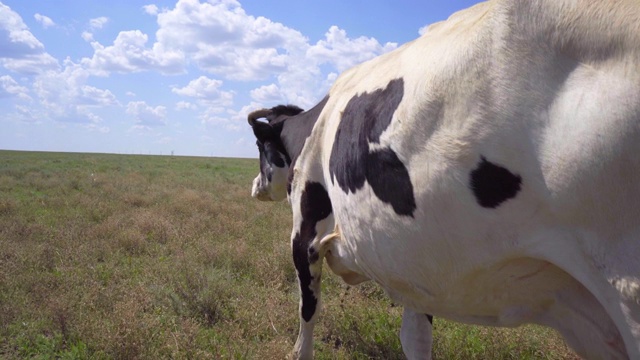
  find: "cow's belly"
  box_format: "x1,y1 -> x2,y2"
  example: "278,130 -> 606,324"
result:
327,166 -> 635,328
331,202 -> 615,332
329,180 -> 532,316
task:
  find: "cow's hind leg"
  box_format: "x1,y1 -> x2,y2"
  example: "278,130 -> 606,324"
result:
291,181 -> 333,359
400,307 -> 434,360
291,233 -> 325,360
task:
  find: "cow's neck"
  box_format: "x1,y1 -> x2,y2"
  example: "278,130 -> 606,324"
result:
279,96 -> 330,167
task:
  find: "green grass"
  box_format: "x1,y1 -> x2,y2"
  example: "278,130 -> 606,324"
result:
0,150 -> 578,359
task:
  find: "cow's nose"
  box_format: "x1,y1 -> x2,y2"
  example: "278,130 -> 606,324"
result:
251,188 -> 271,201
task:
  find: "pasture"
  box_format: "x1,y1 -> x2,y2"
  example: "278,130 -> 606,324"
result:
0,150 -> 577,359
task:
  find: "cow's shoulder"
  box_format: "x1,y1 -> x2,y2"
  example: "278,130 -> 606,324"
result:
327,78 -> 416,217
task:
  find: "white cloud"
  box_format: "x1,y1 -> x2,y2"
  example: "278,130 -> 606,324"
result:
0,3 -> 59,73
307,26 -> 397,72
89,17 -> 109,30
1,0 -> 401,150
34,14 -> 55,29
143,4 -> 159,16
81,30 -> 185,75
199,113 -> 227,126
127,101 -> 167,127
228,101 -> 265,128
32,61 -> 117,124
81,31 -> 94,42
78,85 -> 118,106
193,46 -> 288,81
74,0 -> 395,110
156,1 -> 395,107
250,83 -> 282,103
172,76 -> 238,130
1,53 -> 59,74
13,104 -> 40,123
0,3 -> 45,56
198,107 -> 241,131
419,25 -> 430,36
171,76 -> 234,106
176,101 -> 196,110
0,75 -> 30,99
154,0 -> 306,81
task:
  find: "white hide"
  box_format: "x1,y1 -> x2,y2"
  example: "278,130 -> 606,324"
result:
288,0 -> 640,358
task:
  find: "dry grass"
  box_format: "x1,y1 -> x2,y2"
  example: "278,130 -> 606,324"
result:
0,150 -> 578,359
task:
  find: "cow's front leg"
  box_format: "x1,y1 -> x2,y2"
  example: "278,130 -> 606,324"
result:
400,307 -> 434,360
290,181 -> 333,359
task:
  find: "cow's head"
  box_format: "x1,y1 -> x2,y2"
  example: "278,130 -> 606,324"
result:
248,106 -> 302,201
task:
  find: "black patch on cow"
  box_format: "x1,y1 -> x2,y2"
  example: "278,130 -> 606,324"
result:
329,78 -> 416,217
291,232 -> 316,322
292,182 -> 332,322
262,141 -> 285,168
426,314 -> 434,324
367,149 -> 416,216
253,120 -> 287,184
470,157 -> 522,208
280,96 -> 329,165
281,96 -> 330,195
251,121 -> 275,143
269,104 -> 304,120
251,97 -> 328,195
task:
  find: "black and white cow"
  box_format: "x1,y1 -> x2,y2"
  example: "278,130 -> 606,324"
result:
248,0 -> 640,359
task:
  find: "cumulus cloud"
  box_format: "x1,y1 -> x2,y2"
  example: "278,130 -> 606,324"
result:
172,75 -> 238,130
127,101 -> 167,127
176,101 -> 196,110
0,75 -> 30,99
143,4 -> 159,16
0,3 -> 58,73
13,104 -> 40,123
199,108 -> 229,126
89,17 -> 109,30
0,6 -> 116,127
32,61 -> 117,124
81,31 -> 94,42
156,0 -> 394,107
419,25 -> 430,36
250,83 -> 282,103
226,101 -> 266,129
34,13 -> 55,29
78,85 -> 118,106
1,53 -> 58,74
1,0 -> 401,145
171,76 -> 234,106
0,4 -> 45,56
81,29 -> 185,75
307,26 -> 397,72
154,0 -> 306,80
73,0 -> 396,108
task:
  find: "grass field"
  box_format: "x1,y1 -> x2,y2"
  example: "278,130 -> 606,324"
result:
0,150 -> 579,359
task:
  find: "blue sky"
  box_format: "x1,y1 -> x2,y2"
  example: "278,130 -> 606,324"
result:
0,0 -> 480,158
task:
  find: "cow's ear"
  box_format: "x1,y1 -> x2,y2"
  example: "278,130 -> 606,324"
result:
252,121 -> 275,143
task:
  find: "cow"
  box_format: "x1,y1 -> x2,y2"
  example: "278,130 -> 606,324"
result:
247,0 -> 640,358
